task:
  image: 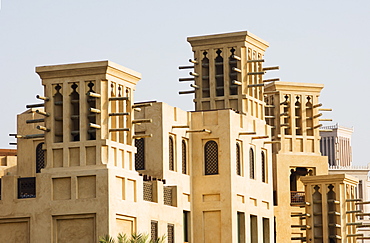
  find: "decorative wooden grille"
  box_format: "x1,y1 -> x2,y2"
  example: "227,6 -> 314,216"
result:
182,140 -> 187,174
236,143 -> 241,176
249,148 -> 255,179
135,138 -> 145,170
143,181 -> 153,202
18,177 -> 36,199
151,221 -> 158,241
261,151 -> 266,182
36,142 -> 45,173
169,136 -> 174,171
167,224 -> 174,243
163,186 -> 172,206
205,141 -> 218,175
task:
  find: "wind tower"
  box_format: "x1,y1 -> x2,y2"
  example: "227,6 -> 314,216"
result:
36,61 -> 140,169
14,61 -> 142,241
181,31 -> 279,116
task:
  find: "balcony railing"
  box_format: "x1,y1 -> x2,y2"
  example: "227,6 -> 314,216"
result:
291,191 -> 305,204
18,177 -> 36,199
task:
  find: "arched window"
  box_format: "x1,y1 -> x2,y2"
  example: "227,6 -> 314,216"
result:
182,140 -> 187,174
261,151 -> 266,183
249,148 -> 255,179
36,142 -> 45,173
135,138 -> 145,170
204,140 -> 218,175
236,143 -> 241,176
169,136 -> 174,171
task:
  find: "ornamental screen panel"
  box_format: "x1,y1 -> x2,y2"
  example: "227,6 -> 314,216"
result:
18,177 -> 36,199
249,148 -> 255,179
182,140 -> 187,174
151,221 -> 158,241
164,187 -> 173,206
169,136 -> 174,171
135,138 -> 145,170
143,182 -> 153,202
261,151 -> 266,183
205,141 -> 218,175
167,224 -> 174,243
236,143 -> 241,176
36,142 -> 45,173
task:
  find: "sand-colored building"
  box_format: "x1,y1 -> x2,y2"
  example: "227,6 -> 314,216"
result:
0,30 -> 368,242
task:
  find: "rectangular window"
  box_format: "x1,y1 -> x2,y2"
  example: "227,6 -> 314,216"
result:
163,186 -> 173,206
169,135 -> 175,171
167,223 -> 174,243
135,138 -> 145,170
18,177 -> 36,199
263,218 -> 270,243
151,221 -> 158,241
237,212 -> 245,243
183,211 -> 190,242
250,215 -> 258,243
143,182 -> 153,202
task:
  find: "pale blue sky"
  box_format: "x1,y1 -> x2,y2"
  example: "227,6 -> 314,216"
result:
1,0 -> 369,165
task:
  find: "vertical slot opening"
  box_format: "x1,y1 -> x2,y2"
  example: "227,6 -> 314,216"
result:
87,81 -> 96,140
215,49 -> 224,97
229,47 -> 238,95
54,84 -> 63,142
202,51 -> 210,98
70,83 -> 80,141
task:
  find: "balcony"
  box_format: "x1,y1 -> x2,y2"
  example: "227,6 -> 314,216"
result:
291,191 -> 305,204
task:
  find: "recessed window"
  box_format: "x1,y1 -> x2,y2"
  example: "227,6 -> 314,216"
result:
204,140 -> 218,175
182,140 -> 187,174
36,142 -> 45,173
236,143 -> 241,176
249,148 -> 255,179
169,136 -> 174,171
151,221 -> 158,241
167,224 -> 174,243
135,138 -> 145,170
261,151 -> 266,183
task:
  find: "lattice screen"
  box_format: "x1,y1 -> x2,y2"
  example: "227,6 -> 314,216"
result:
249,148 -> 255,179
182,140 -> 187,174
169,136 -> 174,171
167,224 -> 174,243
135,138 -> 145,170
143,181 -> 153,202
163,186 -> 172,206
236,143 -> 241,176
261,151 -> 266,182
18,177 -> 36,199
36,142 -> 45,173
205,141 -> 218,175
151,221 -> 158,241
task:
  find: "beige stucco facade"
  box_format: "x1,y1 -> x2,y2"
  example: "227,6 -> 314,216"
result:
0,30 -> 367,242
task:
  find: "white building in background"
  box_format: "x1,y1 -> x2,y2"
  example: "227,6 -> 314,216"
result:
320,124 -> 353,166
